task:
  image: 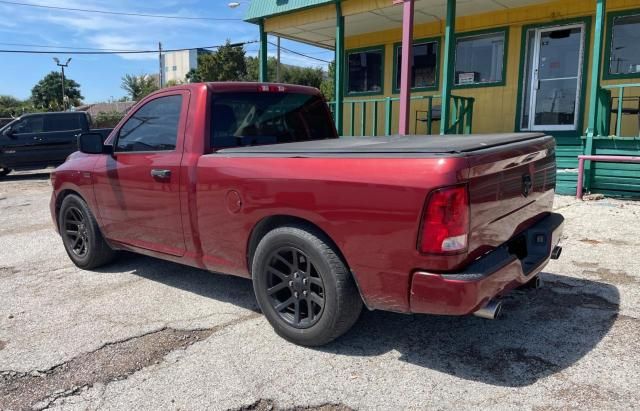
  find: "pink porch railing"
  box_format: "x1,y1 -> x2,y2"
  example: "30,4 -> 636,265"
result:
576,155 -> 640,199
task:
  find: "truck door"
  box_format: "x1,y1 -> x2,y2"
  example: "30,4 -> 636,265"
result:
92,91 -> 188,256
40,113 -> 84,163
1,115 -> 46,168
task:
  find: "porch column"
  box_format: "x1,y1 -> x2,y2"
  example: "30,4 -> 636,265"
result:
259,20 -> 268,82
583,0 -> 607,191
334,1 -> 345,135
440,0 -> 456,135
396,0 -> 415,135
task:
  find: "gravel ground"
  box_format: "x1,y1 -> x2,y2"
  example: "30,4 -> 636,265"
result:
0,170 -> 638,410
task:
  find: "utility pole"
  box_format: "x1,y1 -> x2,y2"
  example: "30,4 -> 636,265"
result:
53,57 -> 72,110
158,42 -> 164,88
276,36 -> 281,82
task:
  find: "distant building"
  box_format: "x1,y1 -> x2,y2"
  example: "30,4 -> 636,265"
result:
161,49 -> 213,83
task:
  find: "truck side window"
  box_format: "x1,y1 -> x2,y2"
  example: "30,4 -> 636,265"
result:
43,114 -> 82,132
212,92 -> 336,148
13,116 -> 44,134
116,95 -> 182,152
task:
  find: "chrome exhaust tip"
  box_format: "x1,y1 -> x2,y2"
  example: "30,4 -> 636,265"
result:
473,299 -> 503,320
551,245 -> 562,260
534,275 -> 542,289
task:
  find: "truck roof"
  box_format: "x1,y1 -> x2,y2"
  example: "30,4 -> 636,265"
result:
158,82 -> 322,96
18,111 -> 87,118
205,82 -> 321,96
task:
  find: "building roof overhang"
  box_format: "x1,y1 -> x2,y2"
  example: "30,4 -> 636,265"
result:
248,0 -> 551,49
245,0 -> 335,23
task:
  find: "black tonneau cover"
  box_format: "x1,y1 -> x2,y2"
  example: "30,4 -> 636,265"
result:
216,133 -> 547,155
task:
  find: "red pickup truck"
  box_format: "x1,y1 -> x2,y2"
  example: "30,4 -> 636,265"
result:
50,83 -> 563,346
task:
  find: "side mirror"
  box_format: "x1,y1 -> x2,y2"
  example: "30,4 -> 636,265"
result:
78,133 -> 112,154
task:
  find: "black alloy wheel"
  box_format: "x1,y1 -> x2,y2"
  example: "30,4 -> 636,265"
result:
265,246 -> 325,329
252,224 -> 363,346
58,194 -> 115,269
63,206 -> 89,257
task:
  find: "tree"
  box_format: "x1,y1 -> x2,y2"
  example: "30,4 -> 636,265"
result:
31,71 -> 83,111
185,68 -> 203,83
320,61 -> 335,101
121,74 -> 158,101
282,65 -> 324,89
191,40 -> 247,82
245,56 -> 326,89
245,56 -> 277,82
0,95 -> 35,117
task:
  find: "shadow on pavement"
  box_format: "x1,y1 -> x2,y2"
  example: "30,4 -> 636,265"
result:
324,272 -> 619,387
96,253 -> 260,312
97,256 -> 619,388
1,172 -> 50,182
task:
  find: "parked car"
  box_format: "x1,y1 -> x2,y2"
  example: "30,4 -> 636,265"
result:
0,111 -> 112,177
50,83 -> 564,346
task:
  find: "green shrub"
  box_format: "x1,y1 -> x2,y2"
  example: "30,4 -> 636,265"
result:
94,111 -> 125,128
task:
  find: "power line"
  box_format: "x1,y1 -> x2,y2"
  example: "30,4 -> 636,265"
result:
0,41 -> 142,51
269,42 -> 332,64
0,39 -> 330,66
0,41 -> 330,66
0,0 -> 242,21
0,41 -> 257,55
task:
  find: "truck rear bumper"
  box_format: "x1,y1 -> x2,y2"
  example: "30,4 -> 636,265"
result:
409,212 -> 564,315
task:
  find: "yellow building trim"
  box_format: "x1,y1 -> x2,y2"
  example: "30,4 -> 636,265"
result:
344,0 -> 638,48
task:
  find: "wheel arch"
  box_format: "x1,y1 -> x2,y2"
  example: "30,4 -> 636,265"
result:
245,214 -> 370,310
54,189 -> 87,230
247,215 -> 348,277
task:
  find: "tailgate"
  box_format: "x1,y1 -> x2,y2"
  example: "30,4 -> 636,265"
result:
465,135 -> 556,259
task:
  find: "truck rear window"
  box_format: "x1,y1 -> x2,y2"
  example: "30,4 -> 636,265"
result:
211,92 -> 336,148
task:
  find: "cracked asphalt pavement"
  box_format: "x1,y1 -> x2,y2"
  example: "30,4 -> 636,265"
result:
1,170 -> 639,410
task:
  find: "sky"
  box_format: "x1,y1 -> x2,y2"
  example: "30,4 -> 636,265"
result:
0,0 -> 333,103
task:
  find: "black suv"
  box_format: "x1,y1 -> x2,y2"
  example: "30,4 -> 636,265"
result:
0,111 -> 112,177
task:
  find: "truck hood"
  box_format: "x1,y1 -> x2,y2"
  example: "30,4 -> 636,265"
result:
216,133 -> 546,155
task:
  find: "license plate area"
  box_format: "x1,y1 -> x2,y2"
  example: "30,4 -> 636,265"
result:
507,229 -> 552,276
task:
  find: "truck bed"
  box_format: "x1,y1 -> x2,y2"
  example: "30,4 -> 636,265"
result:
217,133 -> 546,155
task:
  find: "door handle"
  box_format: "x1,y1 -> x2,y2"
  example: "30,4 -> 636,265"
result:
150,169 -> 171,179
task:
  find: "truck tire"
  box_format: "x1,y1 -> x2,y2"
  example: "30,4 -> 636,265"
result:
58,194 -> 116,269
252,224 -> 363,346
0,168 -> 11,178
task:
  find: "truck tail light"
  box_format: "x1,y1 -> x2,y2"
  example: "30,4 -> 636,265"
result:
419,185 -> 470,254
258,84 -> 287,93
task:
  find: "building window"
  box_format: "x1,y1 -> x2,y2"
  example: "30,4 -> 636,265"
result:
607,12 -> 640,77
346,47 -> 384,95
172,66 -> 177,71
454,30 -> 507,87
394,39 -> 439,92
